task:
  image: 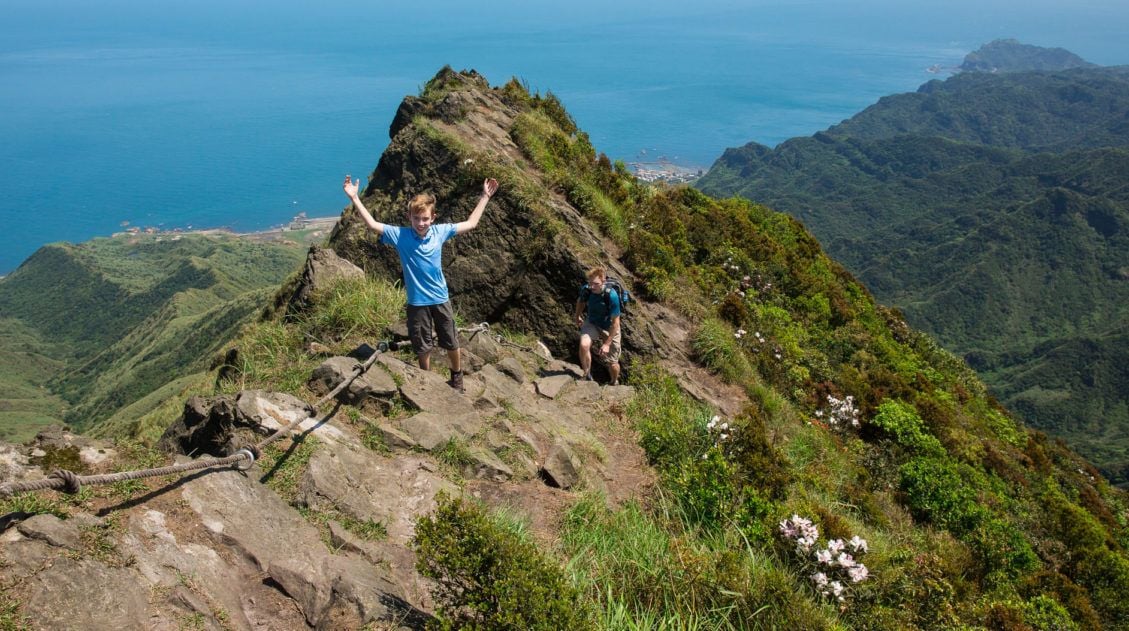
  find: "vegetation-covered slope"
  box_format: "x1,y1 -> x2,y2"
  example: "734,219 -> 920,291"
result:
697,48 -> 1129,487
308,69 -> 1129,628
0,234 -> 306,440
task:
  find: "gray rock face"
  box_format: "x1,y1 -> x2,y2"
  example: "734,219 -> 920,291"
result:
15,514 -> 81,550
497,357 -> 526,383
159,390 -> 320,457
22,559 -> 151,630
379,355 -> 475,415
298,447 -> 456,545
535,374 -> 573,399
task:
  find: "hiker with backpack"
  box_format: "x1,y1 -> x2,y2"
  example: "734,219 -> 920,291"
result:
343,174 -> 500,392
575,266 -> 624,385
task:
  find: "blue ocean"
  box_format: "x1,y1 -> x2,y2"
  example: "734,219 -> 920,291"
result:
2,0 -> 1127,273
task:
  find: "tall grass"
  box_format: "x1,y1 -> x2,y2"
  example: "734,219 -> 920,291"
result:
691,319 -> 754,384
299,275 -> 405,348
561,493 -> 837,631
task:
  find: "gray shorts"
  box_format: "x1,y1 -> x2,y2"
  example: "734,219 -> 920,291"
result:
580,321 -> 622,365
406,301 -> 459,357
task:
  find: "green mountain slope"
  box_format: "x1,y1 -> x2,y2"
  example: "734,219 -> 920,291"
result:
828,66 -> 1129,151
331,70 -> 1129,627
697,49 -> 1129,487
0,233 -> 306,439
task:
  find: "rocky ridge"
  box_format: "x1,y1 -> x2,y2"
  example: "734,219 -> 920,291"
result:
1,318 -> 655,629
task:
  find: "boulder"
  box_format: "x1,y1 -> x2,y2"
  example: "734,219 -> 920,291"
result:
497,357 -> 526,383
21,560 -> 151,630
534,374 -> 572,399
541,441 -> 582,489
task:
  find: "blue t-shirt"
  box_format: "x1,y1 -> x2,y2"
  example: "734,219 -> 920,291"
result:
584,287 -> 621,331
381,224 -> 458,306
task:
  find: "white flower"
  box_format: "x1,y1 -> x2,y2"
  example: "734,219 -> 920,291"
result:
815,549 -> 832,564
811,572 -> 829,587
830,581 -> 844,597
719,433 -> 728,441
848,536 -> 868,554
848,564 -> 869,583
720,422 -> 729,431
828,539 -> 845,554
836,553 -> 855,569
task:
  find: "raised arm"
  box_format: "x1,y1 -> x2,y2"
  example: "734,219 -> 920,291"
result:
455,178 -> 499,235
343,175 -> 387,236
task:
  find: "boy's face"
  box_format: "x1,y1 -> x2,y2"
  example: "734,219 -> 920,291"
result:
588,275 -> 605,293
408,208 -> 435,237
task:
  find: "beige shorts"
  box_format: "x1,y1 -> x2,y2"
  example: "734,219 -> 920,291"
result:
580,321 -> 621,365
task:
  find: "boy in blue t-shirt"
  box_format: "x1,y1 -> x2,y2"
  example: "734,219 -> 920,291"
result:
574,266 -> 622,385
343,175 -> 499,391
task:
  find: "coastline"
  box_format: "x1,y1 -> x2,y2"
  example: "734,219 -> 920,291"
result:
109,215 -> 340,245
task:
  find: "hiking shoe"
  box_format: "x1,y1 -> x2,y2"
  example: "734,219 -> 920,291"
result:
583,372 -> 593,382
447,370 -> 465,393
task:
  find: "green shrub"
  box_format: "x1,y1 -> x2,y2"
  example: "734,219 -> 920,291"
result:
900,456 -> 986,534
869,399 -> 945,457
1022,594 -> 1080,631
1070,546 -> 1129,627
900,456 -> 1038,583
414,494 -> 592,630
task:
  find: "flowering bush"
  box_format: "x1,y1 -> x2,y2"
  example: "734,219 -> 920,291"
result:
813,394 -> 859,430
779,514 -> 871,605
706,414 -> 732,445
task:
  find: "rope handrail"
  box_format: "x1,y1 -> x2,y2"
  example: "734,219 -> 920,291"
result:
0,344 -> 387,498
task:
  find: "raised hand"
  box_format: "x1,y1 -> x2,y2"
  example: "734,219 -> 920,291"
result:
343,175 -> 360,198
483,178 -> 499,198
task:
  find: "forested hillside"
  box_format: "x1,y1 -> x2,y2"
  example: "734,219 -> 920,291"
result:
0,234 -> 307,441
697,43 -> 1129,487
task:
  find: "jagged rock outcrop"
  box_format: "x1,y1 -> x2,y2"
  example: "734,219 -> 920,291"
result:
323,67 -> 676,364
286,245 -> 366,315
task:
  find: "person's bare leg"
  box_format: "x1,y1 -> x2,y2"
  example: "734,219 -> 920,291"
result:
447,348 -> 461,373
578,335 -> 593,377
609,361 -> 621,385
418,351 -> 431,370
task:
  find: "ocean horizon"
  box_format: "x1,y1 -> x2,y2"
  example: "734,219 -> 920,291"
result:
2,0 -> 1127,274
